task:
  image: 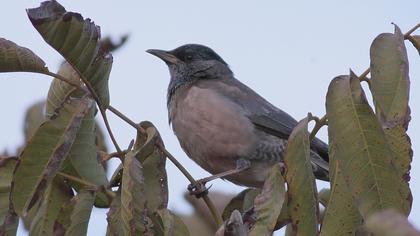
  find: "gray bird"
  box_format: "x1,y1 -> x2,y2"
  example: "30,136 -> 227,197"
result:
147,44 -> 329,188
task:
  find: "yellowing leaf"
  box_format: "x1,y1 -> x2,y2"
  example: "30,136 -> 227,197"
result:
249,164 -> 285,236
283,116 -> 318,235
370,24 -> 410,128
320,146 -> 362,236
326,74 -> 409,218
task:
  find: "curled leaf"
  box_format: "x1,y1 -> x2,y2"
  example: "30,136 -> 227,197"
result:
283,116 -> 318,235
0,38 -> 48,73
155,209 -> 190,236
27,1 -> 112,109
121,152 -> 151,235
370,24 -> 410,128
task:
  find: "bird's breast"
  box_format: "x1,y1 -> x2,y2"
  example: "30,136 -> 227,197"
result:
169,85 -> 257,173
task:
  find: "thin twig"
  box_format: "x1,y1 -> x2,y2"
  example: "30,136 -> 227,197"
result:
404,22 -> 420,38
108,105 -> 147,135
58,171 -> 116,199
309,114 -> 328,141
158,143 -> 223,226
99,108 -> 123,153
58,171 -> 97,188
42,71 -> 87,92
358,68 -> 370,81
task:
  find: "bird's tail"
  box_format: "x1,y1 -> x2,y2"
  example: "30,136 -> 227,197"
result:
310,137 -> 330,181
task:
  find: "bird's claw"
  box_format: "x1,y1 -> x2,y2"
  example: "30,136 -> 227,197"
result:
188,181 -> 212,198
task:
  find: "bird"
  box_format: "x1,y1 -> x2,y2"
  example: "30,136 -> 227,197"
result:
147,44 -> 329,188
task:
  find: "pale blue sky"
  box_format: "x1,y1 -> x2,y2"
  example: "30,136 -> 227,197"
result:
1,1 -> 419,235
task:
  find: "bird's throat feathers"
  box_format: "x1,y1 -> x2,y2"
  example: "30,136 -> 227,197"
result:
166,61 -> 233,117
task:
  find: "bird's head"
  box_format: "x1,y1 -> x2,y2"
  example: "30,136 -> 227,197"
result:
147,44 -> 232,85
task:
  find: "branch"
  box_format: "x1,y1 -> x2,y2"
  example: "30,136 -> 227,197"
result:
157,143 -> 223,226
108,105 -> 147,135
57,171 -> 115,200
308,114 -> 328,141
57,171 -> 97,188
403,22 -> 420,39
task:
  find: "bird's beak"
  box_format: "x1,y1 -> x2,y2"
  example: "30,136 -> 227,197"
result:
146,49 -> 180,65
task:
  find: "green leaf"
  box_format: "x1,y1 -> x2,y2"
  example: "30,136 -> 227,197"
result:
0,157 -> 17,217
27,1 -> 112,109
46,62 -> 84,118
21,200 -> 41,231
53,195 -> 74,235
46,62 -> 109,207
249,164 -> 285,236
222,188 -> 260,221
29,176 -> 73,236
407,35 -> 420,55
134,121 -> 168,212
11,97 -> 93,215
60,104 -> 109,207
383,125 -> 412,182
23,101 -> 46,141
63,190 -> 96,236
283,116 -> 318,235
370,24 -> 412,217
109,163 -> 123,188
383,125 -> 413,213
364,209 -> 420,236
320,143 -> 362,236
121,152 -> 151,235
0,210 -> 18,236
0,157 -> 19,236
370,24 -> 410,128
0,38 -> 48,73
326,74 -> 409,218
318,189 -> 330,207
156,209 -> 190,236
106,190 -> 124,236
216,210 -> 247,236
274,199 -> 291,230
284,224 -> 294,236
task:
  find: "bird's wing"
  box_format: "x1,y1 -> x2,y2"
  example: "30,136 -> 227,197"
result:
199,77 -> 298,138
195,77 -> 330,163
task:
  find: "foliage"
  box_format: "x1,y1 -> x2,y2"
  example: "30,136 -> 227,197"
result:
0,1 -> 418,235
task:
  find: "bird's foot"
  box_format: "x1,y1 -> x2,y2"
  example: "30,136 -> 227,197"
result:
188,181 -> 211,198
187,159 -> 251,198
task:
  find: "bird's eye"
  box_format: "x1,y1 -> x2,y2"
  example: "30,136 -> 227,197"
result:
185,55 -> 193,61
